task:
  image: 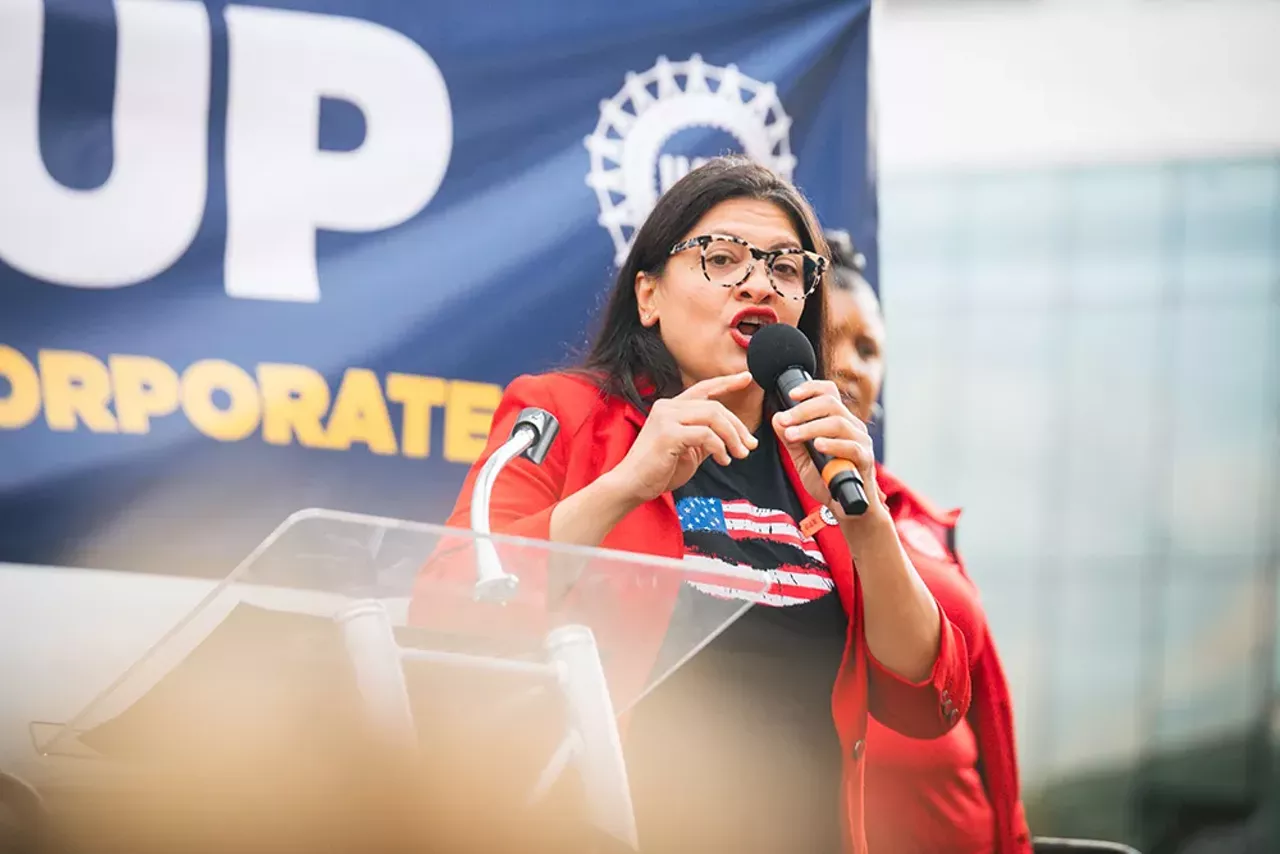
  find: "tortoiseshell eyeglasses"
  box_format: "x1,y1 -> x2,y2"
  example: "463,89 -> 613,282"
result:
668,233 -> 828,301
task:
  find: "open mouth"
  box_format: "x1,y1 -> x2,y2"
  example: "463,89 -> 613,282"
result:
729,310 -> 778,347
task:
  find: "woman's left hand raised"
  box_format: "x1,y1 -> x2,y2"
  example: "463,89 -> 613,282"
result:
771,379 -> 882,523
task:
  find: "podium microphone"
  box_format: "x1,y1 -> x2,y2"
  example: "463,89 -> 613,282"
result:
747,324 -> 869,517
471,407 -> 561,601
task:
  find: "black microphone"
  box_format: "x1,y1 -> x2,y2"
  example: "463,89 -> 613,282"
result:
747,324 -> 869,516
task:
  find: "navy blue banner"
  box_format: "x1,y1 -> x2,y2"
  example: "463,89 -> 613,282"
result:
0,0 -> 877,575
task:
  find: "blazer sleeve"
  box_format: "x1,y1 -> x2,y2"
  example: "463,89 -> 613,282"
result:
864,600 -> 972,739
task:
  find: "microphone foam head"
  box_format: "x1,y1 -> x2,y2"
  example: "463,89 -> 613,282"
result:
746,323 -> 817,389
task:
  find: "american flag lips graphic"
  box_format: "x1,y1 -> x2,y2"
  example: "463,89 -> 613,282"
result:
675,496 -> 833,607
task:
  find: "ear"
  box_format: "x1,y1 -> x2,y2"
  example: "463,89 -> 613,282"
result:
635,271 -> 659,327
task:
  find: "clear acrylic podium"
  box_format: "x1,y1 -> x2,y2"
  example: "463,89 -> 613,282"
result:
36,509 -> 764,853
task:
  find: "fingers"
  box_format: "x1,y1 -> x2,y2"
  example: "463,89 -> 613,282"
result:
652,398 -> 756,460
675,424 -> 731,467
773,382 -> 870,449
786,378 -> 841,404
663,398 -> 756,457
775,395 -> 868,435
785,380 -> 866,426
667,372 -> 762,458
690,401 -> 754,459
775,414 -> 862,446
813,436 -> 874,470
679,371 -> 755,401
773,380 -> 876,472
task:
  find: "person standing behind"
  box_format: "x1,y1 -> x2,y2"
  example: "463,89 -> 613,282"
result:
824,231 -> 1033,854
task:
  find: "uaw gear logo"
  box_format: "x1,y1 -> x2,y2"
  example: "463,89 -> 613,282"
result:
585,54 -> 796,265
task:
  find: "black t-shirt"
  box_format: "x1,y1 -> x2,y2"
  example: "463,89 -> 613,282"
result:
624,426 -> 849,854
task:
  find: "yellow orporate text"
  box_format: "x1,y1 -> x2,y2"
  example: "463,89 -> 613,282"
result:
0,346 -> 502,463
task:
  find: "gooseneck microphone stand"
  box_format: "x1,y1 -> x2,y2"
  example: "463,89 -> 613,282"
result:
471,408 -> 561,602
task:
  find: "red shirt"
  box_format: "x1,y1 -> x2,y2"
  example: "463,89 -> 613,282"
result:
864,467 -> 1034,854
409,372 -> 973,854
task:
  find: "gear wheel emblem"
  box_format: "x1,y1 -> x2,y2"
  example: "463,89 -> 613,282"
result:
585,54 -> 796,265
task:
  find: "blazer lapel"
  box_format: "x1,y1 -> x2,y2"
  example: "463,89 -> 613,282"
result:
775,434 -> 855,616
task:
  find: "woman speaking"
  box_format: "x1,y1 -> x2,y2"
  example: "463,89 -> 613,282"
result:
419,157 -> 970,854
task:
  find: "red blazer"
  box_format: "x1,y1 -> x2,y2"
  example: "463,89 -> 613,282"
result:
410,372 -> 971,853
875,466 -> 1033,854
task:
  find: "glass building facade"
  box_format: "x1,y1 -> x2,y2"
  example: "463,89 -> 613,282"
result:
879,157 -> 1279,846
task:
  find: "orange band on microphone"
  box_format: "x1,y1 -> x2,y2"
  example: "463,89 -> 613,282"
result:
821,458 -> 856,483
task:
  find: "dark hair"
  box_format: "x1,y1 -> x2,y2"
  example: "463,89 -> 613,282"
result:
824,228 -> 882,317
824,229 -> 867,293
579,156 -> 831,411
